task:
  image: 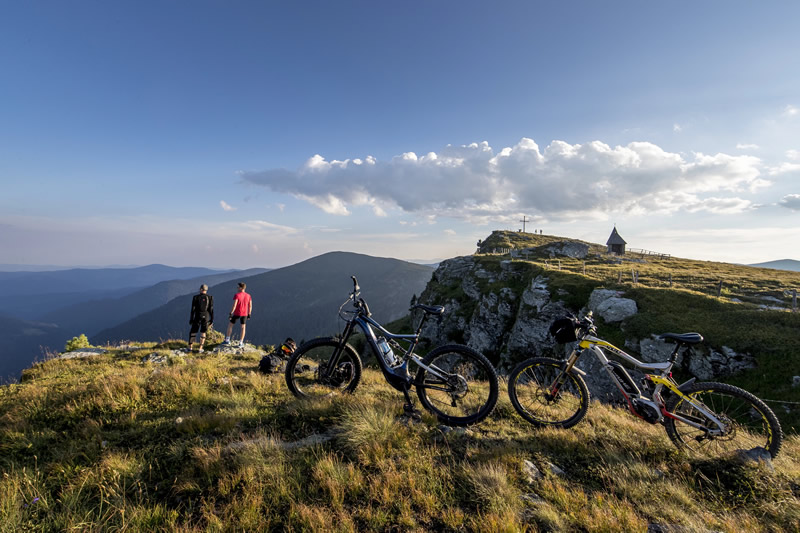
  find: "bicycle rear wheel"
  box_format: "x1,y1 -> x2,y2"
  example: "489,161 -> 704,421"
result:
285,338 -> 362,399
664,381 -> 782,458
415,344 -> 499,426
508,357 -> 589,429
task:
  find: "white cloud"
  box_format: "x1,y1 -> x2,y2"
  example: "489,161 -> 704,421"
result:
768,162 -> 800,175
673,123 -> 682,132
220,200 -> 237,212
443,229 -> 456,235
242,138 -> 767,219
787,149 -> 799,161
783,104 -> 799,117
779,194 -> 800,211
736,143 -> 759,150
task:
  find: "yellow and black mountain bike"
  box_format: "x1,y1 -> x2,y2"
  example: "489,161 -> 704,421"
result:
508,312 -> 783,458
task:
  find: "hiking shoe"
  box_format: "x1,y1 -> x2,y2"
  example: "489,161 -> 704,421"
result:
198,348 -> 204,353
221,339 -> 230,346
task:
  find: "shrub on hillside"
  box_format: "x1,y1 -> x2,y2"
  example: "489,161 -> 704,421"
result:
64,334 -> 91,352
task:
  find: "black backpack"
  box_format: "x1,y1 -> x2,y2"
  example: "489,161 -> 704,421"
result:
549,316 -> 579,344
258,338 -> 297,374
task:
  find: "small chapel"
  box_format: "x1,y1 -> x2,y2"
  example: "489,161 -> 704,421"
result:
606,227 -> 627,255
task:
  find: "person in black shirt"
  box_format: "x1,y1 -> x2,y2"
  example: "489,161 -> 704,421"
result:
188,284 -> 214,352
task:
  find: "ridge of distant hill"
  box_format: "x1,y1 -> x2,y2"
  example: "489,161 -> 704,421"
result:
0,314 -> 64,382
39,268 -> 269,337
95,252 -> 434,347
0,264 -> 234,319
747,259 -> 800,272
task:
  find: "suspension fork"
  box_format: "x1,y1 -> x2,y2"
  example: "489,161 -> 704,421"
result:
548,347 -> 584,397
320,319 -> 356,378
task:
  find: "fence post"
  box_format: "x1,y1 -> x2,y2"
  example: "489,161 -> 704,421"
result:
793,289 -> 797,313
558,260 -> 561,271
717,280 -> 723,298
669,273 -> 673,288
582,261 -> 586,276
618,271 -> 622,283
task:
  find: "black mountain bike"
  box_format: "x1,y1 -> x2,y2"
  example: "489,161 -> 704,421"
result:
285,276 -> 499,426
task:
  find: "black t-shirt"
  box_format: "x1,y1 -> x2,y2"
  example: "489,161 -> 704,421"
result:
191,293 -> 214,323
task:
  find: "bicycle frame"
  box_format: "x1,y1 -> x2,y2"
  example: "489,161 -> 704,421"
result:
323,301 -> 455,392
558,334 -> 728,434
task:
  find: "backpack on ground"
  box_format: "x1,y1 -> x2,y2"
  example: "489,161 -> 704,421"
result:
258,338 -> 297,374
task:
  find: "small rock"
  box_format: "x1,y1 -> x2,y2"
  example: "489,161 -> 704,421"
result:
521,492 -> 545,505
175,417 -> 184,425
792,376 -> 800,388
522,459 -> 542,483
736,447 -> 774,471
547,462 -> 566,477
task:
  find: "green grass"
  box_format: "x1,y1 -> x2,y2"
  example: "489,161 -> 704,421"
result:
1,348 -> 799,531
424,230 -> 800,432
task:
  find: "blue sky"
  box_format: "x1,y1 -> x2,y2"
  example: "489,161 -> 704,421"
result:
1,1 -> 799,269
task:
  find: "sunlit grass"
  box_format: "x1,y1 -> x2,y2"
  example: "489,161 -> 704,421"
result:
1,346 -> 798,531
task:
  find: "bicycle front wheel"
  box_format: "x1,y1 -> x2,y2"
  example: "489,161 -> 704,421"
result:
285,338 -> 362,399
664,381 -> 783,458
508,357 -> 589,429
415,344 -> 499,426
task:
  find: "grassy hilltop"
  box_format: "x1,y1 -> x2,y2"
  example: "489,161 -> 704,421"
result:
449,231 -> 800,430
1,345 -> 799,531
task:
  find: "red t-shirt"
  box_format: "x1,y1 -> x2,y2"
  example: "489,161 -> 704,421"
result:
232,292 -> 252,317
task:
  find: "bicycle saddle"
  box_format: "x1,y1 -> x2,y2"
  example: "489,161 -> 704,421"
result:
412,304 -> 445,315
658,332 -> 703,345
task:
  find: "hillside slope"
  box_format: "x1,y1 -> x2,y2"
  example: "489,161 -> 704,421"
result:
94,252 -> 433,346
0,315 -> 65,382
1,348 -> 797,531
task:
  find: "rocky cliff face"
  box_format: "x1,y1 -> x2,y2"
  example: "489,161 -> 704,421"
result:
418,255 -> 757,401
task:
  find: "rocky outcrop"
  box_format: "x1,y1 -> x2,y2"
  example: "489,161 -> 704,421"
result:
419,255 -> 759,399
588,289 -> 638,323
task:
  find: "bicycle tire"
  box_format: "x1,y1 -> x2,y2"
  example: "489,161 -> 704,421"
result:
508,357 -> 590,429
663,381 -> 783,458
415,344 -> 499,426
285,337 -> 362,399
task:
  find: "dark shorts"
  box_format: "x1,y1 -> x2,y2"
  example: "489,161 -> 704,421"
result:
230,315 -> 247,325
190,320 -> 209,334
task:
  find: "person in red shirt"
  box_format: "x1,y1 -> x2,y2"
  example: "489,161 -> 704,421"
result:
223,282 -> 253,347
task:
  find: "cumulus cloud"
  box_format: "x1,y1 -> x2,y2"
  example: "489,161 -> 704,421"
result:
787,149 -> 799,161
768,162 -> 800,175
779,194 -> 800,211
220,200 -> 237,212
444,229 -> 456,235
783,104 -> 799,117
241,138 -> 767,220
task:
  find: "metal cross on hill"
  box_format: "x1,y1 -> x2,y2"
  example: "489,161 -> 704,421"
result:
519,215 -> 529,233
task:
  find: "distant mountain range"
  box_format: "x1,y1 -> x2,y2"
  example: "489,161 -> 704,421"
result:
95,252 -> 434,348
38,268 -> 268,337
747,259 -> 800,272
0,266 -> 265,382
0,264 -> 234,319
